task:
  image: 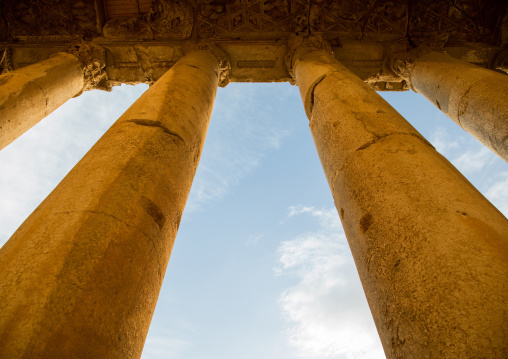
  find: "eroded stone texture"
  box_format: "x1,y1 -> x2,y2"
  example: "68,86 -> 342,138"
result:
292,46 -> 508,358
394,51 -> 508,163
0,49 -> 220,358
0,52 -> 84,150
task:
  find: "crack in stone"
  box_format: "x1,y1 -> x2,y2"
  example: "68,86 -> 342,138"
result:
355,132 -> 431,152
128,119 -> 184,142
53,209 -> 163,281
309,74 -> 326,116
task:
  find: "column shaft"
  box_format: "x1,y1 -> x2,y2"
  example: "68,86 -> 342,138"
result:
0,50 -> 219,358
407,51 -> 508,162
0,52 -> 84,150
294,50 -> 508,358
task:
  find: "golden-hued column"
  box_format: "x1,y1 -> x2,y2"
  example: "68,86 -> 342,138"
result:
0,48 -> 226,358
394,51 -> 508,162
0,53 -> 84,150
290,39 -> 508,359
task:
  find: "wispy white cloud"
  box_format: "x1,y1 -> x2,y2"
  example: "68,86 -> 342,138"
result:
0,84 -> 147,247
426,125 -> 507,217
246,233 -> 264,246
485,171 -> 508,217
141,335 -> 190,359
276,206 -> 384,359
453,147 -> 493,175
185,84 -> 293,211
430,126 -> 460,155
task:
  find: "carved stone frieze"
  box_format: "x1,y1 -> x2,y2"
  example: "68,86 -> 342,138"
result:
67,43 -> 110,91
309,0 -> 408,40
149,0 -> 193,39
0,0 -> 505,91
1,0 -> 98,40
198,0 -> 309,39
102,0 -> 193,40
408,0 -> 505,46
103,17 -> 154,40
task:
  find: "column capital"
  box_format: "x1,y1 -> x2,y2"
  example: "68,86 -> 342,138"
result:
185,41 -> 231,87
285,35 -> 334,81
388,46 -> 436,82
66,43 -> 110,92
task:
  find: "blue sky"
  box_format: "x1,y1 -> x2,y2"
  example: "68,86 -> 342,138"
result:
0,82 -> 507,359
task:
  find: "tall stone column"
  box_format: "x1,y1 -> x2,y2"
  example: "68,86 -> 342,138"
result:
392,50 -> 508,162
0,47 -> 228,358
0,44 -> 108,151
289,37 -> 508,359
0,53 -> 83,150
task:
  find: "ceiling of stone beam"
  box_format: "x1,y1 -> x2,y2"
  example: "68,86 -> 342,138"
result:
0,0 -> 100,40
0,0 -> 504,44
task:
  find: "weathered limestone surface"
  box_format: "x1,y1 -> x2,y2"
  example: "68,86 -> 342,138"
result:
0,49 -> 219,358
397,51 -> 508,162
0,52 -> 83,150
293,48 -> 508,358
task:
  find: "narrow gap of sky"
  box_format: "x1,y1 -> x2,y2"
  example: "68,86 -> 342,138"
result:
0,82 -> 506,359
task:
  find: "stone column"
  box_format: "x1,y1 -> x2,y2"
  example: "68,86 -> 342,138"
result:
0,47 -> 227,358
0,52 -> 84,150
392,50 -> 508,162
289,37 -> 508,359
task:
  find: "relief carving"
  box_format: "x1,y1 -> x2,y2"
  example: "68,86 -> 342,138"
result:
408,0 -> 504,46
198,0 -> 309,38
103,0 -> 193,40
2,0 -> 98,39
148,0 -> 193,40
67,43 -> 111,91
310,0 -> 407,39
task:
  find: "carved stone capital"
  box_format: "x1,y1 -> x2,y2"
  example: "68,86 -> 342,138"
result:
66,43 -> 110,92
388,46 -> 435,81
185,41 -> 231,88
285,35 -> 334,80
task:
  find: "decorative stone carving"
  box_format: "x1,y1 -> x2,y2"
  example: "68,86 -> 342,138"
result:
149,0 -> 193,40
102,0 -> 193,40
103,17 -> 153,40
67,43 -> 111,91
388,46 -> 434,82
408,0 -> 504,46
309,0 -> 408,40
186,41 -> 231,87
1,0 -> 98,39
198,0 -> 309,38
